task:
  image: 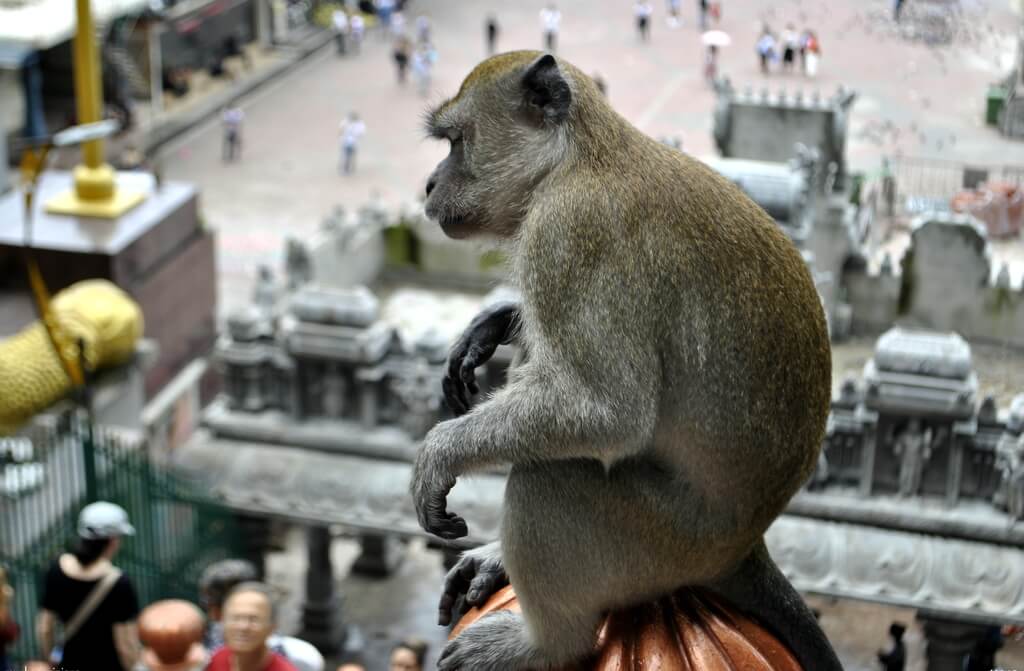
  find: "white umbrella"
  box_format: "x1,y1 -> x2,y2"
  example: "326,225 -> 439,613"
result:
701,30 -> 732,47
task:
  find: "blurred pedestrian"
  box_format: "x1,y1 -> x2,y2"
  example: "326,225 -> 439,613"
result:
412,42 -> 438,97
540,3 -> 561,52
708,0 -> 721,24
697,0 -> 708,30
893,0 -> 905,23
349,14 -> 365,53
205,583 -> 297,671
704,44 -> 719,83
876,623 -> 906,671
782,23 -> 798,72
331,9 -> 348,55
804,30 -> 821,77
666,0 -> 681,28
415,15 -> 431,44
340,112 -> 366,175
756,26 -> 776,74
634,1 -> 653,42
390,10 -> 405,38
375,0 -> 395,36
485,14 -> 499,55
199,560 -> 323,671
0,565 -> 18,671
388,639 -> 428,671
36,502 -> 141,671
222,106 -> 244,162
393,34 -> 412,84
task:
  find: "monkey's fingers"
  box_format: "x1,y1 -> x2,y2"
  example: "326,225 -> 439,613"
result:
460,345 -> 488,396
434,510 -> 469,540
467,569 -> 507,607
442,375 -> 471,416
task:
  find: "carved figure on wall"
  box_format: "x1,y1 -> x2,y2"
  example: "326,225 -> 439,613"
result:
253,265 -> 279,312
284,238 -> 313,290
995,431 -> 1024,519
390,362 -> 441,440
893,419 -> 932,497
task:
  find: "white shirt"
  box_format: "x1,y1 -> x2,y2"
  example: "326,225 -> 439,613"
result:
340,119 -> 366,147
540,8 -> 561,33
222,108 -> 243,130
331,10 -> 348,32
269,635 -> 324,671
634,2 -> 653,18
349,14 -> 364,35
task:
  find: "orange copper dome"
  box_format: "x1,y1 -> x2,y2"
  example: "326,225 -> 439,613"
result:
451,585 -> 801,670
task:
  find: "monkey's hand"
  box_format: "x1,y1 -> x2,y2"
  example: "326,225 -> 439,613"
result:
443,301 -> 521,416
439,542 -> 508,626
412,420 -> 469,540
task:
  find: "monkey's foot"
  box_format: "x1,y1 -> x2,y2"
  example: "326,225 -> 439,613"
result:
439,542 -> 508,626
438,610 -> 538,671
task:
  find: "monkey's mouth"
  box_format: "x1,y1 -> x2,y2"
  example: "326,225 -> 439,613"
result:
438,214 -> 473,239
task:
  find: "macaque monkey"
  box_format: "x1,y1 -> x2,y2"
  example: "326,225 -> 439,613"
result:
411,51 -> 841,670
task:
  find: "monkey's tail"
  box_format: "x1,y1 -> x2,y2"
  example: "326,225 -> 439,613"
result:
706,540 -> 844,671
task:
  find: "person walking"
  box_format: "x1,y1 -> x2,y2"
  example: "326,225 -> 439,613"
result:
485,14 -> 499,55
876,623 -> 907,671
415,15 -> 431,44
782,23 -> 799,72
540,3 -> 561,52
374,0 -> 395,37
339,112 -> 366,175
349,14 -> 365,54
36,502 -> 142,671
704,44 -> 719,84
893,0 -> 905,23
412,42 -> 437,97
221,106 -> 244,162
666,0 -> 681,28
331,9 -> 348,55
804,30 -> 821,77
392,34 -> 412,84
756,26 -> 776,74
697,0 -> 708,30
634,1 -> 653,42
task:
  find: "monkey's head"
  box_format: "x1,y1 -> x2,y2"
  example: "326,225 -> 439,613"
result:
423,51 -> 601,240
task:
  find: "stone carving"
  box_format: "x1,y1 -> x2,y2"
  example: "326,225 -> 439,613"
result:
284,237 -> 313,290
252,265 -> 279,312
765,517 -> 1024,622
893,419 -> 933,497
995,428 -> 1024,520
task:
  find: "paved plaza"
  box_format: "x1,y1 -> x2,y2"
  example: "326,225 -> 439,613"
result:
160,0 -> 1024,319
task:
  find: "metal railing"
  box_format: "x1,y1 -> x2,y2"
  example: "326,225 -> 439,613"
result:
883,156 -> 1024,216
1,410 -> 245,664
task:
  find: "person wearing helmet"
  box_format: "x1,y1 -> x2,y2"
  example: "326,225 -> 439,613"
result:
36,501 -> 142,671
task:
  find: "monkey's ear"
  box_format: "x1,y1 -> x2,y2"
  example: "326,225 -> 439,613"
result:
522,54 -> 572,124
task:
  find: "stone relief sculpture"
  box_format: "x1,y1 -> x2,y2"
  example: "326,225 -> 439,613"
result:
995,430 -> 1024,519
893,419 -> 933,498
284,237 -> 313,290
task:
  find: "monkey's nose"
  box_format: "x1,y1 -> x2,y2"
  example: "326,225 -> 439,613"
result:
425,177 -> 437,197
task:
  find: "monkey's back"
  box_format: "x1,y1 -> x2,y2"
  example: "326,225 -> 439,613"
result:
586,135 -> 831,528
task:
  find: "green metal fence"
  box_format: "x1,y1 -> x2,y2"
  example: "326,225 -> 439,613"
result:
1,410 -> 246,665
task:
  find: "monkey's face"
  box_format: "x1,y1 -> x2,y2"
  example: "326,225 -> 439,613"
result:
423,52 -> 574,240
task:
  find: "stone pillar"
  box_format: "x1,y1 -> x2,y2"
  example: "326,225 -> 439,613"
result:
351,533 -> 405,577
919,615 -> 990,671
859,422 -> 878,497
235,513 -> 272,579
300,525 -> 347,654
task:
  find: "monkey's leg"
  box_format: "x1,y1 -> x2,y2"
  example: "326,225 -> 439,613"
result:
440,459 -> 725,671
706,541 -> 844,670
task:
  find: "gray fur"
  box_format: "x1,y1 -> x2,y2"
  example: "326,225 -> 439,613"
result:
413,51 -> 841,670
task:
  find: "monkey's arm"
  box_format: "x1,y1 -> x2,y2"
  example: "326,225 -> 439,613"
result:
413,344 -> 659,538
443,301 -> 522,416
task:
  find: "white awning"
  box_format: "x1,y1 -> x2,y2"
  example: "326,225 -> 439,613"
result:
0,0 -> 151,52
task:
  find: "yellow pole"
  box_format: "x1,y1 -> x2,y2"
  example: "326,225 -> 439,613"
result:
74,0 -> 105,172
46,0 -> 145,217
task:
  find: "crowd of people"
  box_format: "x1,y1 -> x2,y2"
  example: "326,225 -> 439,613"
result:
0,502 -> 431,671
755,23 -> 822,77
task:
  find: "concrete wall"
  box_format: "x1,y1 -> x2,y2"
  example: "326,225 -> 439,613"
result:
725,102 -> 835,165
846,214 -> 1024,348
